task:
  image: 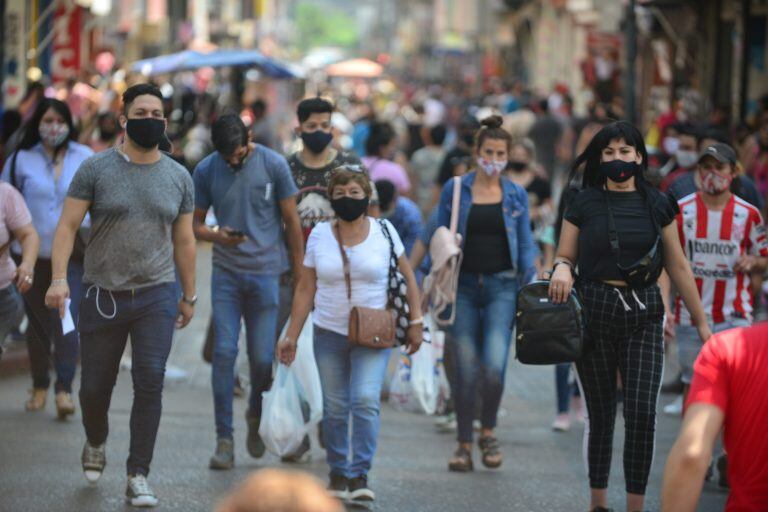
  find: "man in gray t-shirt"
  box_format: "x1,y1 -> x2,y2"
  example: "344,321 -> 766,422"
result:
45,84 -> 196,507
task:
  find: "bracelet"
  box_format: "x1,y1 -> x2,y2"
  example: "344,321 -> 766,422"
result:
51,278 -> 67,286
409,317 -> 424,326
552,261 -> 575,277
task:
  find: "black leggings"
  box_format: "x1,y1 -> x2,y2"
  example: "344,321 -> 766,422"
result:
575,280 -> 664,495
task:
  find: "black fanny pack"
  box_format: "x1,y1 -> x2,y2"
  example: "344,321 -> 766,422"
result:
604,190 -> 663,289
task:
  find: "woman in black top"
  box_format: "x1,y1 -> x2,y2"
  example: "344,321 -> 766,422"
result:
549,121 -> 710,512
436,116 -> 537,473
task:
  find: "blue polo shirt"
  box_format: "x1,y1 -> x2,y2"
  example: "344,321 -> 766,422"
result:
193,145 -> 298,275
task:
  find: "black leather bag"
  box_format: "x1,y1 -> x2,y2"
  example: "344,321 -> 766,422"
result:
515,280 -> 586,365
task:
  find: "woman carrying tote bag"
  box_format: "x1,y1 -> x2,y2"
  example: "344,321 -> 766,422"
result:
550,121 -> 710,512
277,166 -> 423,504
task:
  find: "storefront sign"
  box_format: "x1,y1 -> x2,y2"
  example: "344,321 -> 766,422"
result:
3,0 -> 27,108
51,0 -> 83,83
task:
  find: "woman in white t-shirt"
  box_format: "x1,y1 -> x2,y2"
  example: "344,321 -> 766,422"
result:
278,167 -> 423,503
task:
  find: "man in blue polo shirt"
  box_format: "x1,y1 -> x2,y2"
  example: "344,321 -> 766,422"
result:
192,115 -> 303,470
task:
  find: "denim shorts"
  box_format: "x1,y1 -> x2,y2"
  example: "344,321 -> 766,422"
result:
676,317 -> 751,383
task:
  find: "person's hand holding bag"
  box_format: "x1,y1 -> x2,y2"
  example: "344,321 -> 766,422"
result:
405,322 -> 423,355
548,260 -> 574,304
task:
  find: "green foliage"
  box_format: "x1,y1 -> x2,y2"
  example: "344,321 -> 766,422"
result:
295,2 -> 359,51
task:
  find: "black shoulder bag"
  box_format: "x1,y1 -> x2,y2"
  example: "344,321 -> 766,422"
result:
515,280 -> 586,365
604,190 -> 663,289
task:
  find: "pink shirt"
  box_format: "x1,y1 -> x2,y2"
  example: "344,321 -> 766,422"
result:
0,183 -> 32,289
362,157 -> 411,194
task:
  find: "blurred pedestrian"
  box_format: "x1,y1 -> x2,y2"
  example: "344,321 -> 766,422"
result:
1,98 -> 93,417
528,99 -> 563,179
277,168 -> 422,503
375,179 -> 423,257
216,469 -> 344,512
437,116 -> 536,473
410,123 -> 447,214
0,182 -> 38,359
658,124 -> 700,192
662,322 -> 768,511
362,122 -> 411,196
192,114 -> 303,470
550,121 -> 710,512
45,83 -> 196,508
248,99 -> 278,151
85,112 -> 121,153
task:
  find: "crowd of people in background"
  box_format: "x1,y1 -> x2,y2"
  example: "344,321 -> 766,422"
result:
1,72 -> 768,511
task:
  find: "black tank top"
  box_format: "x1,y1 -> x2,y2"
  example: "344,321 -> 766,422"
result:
461,202 -> 513,274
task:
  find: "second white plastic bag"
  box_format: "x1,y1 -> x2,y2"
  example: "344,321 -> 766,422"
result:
389,330 -> 438,415
259,364 -> 306,457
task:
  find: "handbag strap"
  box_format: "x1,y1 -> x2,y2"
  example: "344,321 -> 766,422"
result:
333,222 -> 352,301
449,176 -> 461,234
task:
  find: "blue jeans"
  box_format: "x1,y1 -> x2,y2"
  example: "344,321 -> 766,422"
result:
314,326 -> 391,478
555,363 -> 579,414
449,270 -> 517,443
78,282 -> 178,476
211,265 -> 279,439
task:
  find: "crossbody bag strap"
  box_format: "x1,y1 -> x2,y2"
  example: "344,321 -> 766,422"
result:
449,176 -> 461,234
333,222 -> 352,301
603,190 -> 621,259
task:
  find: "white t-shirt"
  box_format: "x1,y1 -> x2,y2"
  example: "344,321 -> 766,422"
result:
304,218 -> 405,336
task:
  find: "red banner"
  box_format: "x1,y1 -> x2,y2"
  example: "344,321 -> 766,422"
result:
51,1 -> 83,83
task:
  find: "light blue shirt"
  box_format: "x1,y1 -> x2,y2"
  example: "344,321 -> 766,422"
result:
1,141 -> 94,258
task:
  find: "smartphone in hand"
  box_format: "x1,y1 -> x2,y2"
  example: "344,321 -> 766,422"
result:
227,230 -> 245,238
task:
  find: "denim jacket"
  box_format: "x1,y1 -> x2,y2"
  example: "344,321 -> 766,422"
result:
437,171 -> 537,284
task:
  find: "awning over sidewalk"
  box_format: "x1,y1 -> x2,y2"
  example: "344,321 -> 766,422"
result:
132,49 -> 298,79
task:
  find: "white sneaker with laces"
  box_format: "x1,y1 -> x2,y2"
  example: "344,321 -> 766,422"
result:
126,474 -> 159,508
552,413 -> 571,432
663,395 -> 683,416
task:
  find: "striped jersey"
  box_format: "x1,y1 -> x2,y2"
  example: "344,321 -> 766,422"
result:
675,192 -> 768,324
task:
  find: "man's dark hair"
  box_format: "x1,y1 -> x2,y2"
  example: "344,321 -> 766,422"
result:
430,124 -> 447,146
366,122 -> 395,157
677,123 -> 702,143
374,179 -> 397,211
212,114 -> 248,156
297,97 -> 334,123
122,83 -> 163,114
252,99 -> 267,116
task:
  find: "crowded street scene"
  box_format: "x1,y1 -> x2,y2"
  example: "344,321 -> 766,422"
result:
1,0 -> 768,511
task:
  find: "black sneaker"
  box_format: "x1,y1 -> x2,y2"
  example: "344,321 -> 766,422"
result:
82,441 -> 106,483
348,475 -> 375,501
327,473 -> 348,500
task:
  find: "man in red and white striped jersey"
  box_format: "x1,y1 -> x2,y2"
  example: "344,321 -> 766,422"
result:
674,143 -> 768,392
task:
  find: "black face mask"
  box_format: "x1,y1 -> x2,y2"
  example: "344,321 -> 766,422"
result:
301,130 -> 333,154
508,161 -> 527,172
99,128 -> 117,141
330,196 -> 369,222
126,118 -> 166,149
461,133 -> 475,147
599,160 -> 639,183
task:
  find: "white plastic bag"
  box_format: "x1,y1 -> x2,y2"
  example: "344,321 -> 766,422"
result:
259,364 -> 306,457
429,322 -> 452,416
280,313 -> 322,425
389,334 -> 438,415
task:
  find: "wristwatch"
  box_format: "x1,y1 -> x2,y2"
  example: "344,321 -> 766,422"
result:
181,294 -> 198,306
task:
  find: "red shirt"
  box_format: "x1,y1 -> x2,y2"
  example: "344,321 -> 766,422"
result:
687,323 -> 768,511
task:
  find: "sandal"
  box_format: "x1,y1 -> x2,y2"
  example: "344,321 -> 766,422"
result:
447,446 -> 473,472
478,435 -> 502,468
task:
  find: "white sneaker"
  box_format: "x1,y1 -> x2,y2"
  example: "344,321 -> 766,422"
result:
663,395 -> 683,416
552,413 -> 571,432
126,475 -> 158,508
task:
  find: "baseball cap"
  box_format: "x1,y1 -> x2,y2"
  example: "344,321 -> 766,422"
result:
698,142 -> 737,165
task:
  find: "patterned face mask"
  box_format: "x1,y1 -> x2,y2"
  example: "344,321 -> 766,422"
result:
700,168 -> 733,195
39,122 -> 70,147
477,157 -> 507,177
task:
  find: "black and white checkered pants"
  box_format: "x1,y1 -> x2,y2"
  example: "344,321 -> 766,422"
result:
575,279 -> 665,495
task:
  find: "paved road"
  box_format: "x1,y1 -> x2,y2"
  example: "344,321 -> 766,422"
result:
0,246 -> 727,511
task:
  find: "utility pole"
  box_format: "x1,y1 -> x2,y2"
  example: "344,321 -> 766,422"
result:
623,0 -> 637,125
739,0 -> 751,121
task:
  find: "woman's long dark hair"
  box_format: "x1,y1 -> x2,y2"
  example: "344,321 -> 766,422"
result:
555,120 -> 652,241
16,98 -> 77,152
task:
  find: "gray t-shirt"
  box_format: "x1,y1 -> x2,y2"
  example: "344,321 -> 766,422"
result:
67,149 -> 194,290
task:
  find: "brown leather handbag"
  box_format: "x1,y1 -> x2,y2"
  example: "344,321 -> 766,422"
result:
334,223 -> 396,349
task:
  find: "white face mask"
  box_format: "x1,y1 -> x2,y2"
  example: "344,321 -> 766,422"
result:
477,157 -> 507,177
675,149 -> 699,168
662,137 -> 680,155
39,122 -> 70,147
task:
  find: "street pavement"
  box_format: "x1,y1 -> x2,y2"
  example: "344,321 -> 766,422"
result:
0,245 -> 728,512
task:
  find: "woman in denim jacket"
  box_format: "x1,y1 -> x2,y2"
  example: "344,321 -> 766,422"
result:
436,116 -> 536,472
